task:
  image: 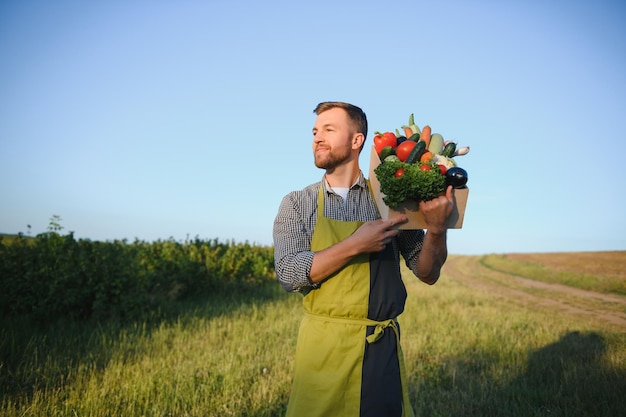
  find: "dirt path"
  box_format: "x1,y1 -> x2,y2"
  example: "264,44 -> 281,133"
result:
443,256 -> 626,329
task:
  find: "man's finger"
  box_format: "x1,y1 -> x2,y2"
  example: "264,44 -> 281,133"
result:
446,185 -> 454,201
387,216 -> 408,229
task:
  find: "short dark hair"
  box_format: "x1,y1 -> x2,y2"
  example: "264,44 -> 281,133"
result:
313,102 -> 368,140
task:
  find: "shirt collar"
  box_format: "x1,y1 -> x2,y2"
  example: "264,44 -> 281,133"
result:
322,171 -> 367,193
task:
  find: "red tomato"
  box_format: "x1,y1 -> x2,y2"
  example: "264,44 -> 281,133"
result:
395,141 -> 416,162
394,168 -> 405,178
419,164 -> 431,171
373,131 -> 397,154
438,164 -> 447,174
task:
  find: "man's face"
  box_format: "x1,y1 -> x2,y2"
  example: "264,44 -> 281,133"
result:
312,107 -> 356,170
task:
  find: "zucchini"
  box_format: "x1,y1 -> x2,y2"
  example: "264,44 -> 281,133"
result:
405,141 -> 426,164
441,142 -> 456,158
428,133 -> 444,154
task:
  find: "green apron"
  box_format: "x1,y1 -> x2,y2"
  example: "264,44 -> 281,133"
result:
286,185 -> 414,417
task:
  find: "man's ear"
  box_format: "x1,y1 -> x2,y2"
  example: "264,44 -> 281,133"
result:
352,132 -> 365,150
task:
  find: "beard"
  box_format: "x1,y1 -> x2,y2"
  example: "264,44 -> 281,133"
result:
314,144 -> 351,170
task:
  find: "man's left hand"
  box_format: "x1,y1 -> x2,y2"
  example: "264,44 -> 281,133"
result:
419,185 -> 455,233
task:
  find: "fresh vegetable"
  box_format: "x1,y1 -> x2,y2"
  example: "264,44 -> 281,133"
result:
408,113 -> 420,134
428,133 -> 444,154
405,140 -> 426,164
373,131 -> 397,154
432,154 -> 456,169
373,160 -> 446,208
395,141 -> 417,162
420,125 -> 431,149
419,151 -> 433,162
446,167 -> 468,188
454,146 -> 470,156
371,113 -> 471,206
441,142 -> 456,158
407,133 -> 420,142
384,155 -> 400,162
378,145 -> 394,161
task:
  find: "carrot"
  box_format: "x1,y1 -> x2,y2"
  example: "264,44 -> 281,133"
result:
421,125 -> 431,148
403,126 -> 413,139
419,151 -> 433,162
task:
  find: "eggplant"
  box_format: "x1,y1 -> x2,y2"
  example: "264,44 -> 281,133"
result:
446,167 -> 468,188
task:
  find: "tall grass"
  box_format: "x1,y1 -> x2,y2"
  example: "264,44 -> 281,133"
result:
1,255 -> 625,416
1,283 -> 300,417
400,264 -> 626,416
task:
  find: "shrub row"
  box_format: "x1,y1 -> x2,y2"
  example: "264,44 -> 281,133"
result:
0,231 -> 275,321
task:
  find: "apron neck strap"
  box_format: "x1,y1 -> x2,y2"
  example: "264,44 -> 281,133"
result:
317,184 -> 325,216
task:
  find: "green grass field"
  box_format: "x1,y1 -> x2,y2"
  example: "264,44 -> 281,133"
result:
1,252 -> 625,416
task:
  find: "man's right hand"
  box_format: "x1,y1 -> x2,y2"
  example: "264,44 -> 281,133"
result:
351,216 -> 408,252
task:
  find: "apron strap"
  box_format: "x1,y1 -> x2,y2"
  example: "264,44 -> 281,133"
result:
305,312 -> 413,417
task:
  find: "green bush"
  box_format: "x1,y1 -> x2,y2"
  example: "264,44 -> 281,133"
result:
0,226 -> 275,322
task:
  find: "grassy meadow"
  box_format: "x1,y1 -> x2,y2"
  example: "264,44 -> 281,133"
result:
1,252 -> 625,416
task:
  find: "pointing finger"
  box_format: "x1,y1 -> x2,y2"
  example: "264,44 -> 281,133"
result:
387,216 -> 408,229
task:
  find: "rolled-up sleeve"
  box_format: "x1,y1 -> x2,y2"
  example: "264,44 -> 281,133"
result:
398,229 -> 425,277
273,191 -> 317,293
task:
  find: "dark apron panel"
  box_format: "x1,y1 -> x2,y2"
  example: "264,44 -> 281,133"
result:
360,244 -> 407,417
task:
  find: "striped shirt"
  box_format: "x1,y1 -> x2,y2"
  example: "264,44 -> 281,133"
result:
273,171 -> 425,293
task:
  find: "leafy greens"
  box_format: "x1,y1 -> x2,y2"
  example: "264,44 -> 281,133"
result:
373,160 -> 446,208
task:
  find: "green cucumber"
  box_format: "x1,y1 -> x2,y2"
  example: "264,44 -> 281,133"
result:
407,133 -> 420,142
405,141 -> 426,164
378,145 -> 393,161
441,142 -> 456,158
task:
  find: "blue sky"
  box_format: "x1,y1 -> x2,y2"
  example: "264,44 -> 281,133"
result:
1,0 -> 625,255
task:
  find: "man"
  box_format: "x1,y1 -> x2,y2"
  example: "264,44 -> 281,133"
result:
273,102 -> 454,417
